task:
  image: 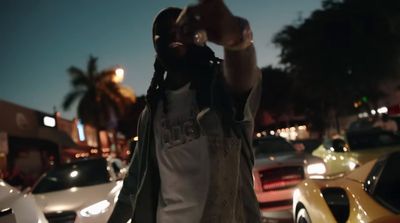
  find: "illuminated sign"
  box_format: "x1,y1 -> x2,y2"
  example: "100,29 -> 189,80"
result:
77,121 -> 86,141
43,116 -> 56,127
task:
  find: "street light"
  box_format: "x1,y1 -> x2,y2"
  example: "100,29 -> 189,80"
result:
113,68 -> 125,83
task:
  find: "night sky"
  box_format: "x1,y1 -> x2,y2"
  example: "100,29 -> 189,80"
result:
0,0 -> 321,119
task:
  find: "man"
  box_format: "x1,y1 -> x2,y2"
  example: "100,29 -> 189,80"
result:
108,0 -> 262,222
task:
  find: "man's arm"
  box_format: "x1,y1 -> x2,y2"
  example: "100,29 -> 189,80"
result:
224,39 -> 260,95
107,110 -> 147,223
176,0 -> 260,95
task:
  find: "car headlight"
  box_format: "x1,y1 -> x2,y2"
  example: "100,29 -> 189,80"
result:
80,200 -> 110,217
348,161 -> 358,170
307,163 -> 326,175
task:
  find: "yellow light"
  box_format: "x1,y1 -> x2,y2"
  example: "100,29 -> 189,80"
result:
113,68 -> 125,83
298,125 -> 307,130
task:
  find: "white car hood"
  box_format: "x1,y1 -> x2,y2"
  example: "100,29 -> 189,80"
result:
33,181 -> 119,213
0,180 -> 48,223
254,152 -> 322,171
0,181 -> 20,209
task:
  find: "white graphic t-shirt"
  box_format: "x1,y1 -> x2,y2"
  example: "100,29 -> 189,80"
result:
153,83 -> 210,223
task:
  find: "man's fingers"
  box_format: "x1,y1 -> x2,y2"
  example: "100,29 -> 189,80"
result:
175,7 -> 189,26
177,6 -> 205,38
176,0 -> 233,46
175,5 -> 206,45
175,6 -> 200,26
198,0 -> 223,3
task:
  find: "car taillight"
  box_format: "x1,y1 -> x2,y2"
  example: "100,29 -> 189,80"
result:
259,166 -> 304,192
262,175 -> 303,191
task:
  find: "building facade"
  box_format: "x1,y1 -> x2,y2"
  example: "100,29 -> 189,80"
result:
0,100 -> 128,189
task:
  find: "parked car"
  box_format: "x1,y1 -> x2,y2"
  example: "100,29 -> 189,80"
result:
32,158 -> 123,223
312,129 -> 400,175
0,179 -> 48,223
293,151 -> 400,223
252,136 -> 326,221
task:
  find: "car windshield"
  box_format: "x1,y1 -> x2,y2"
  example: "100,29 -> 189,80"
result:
32,158 -> 110,194
254,137 -> 295,157
346,130 -> 400,150
369,152 -> 400,213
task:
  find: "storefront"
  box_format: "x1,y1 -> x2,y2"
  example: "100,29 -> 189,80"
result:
0,100 -> 76,188
0,100 -> 130,188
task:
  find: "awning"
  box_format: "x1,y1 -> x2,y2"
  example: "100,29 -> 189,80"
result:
37,127 -> 77,148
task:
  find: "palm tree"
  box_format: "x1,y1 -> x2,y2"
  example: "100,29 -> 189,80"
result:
62,55 -> 136,130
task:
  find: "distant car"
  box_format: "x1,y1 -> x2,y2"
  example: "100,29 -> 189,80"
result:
293,151 -> 400,223
312,129 -> 400,175
252,136 -> 326,221
0,179 -> 48,223
32,158 -> 123,223
290,138 -> 322,154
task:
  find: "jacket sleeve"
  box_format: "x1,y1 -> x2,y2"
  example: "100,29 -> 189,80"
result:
230,71 -> 261,174
108,111 -> 145,223
240,72 -> 262,123
107,200 -> 133,223
223,18 -> 259,95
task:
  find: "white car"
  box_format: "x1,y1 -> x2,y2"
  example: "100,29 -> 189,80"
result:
252,136 -> 326,222
32,158 -> 123,223
0,180 -> 48,223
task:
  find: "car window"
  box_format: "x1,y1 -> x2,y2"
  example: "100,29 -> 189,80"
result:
346,131 -> 400,150
32,159 -> 110,194
254,137 -> 295,157
370,152 -> 400,213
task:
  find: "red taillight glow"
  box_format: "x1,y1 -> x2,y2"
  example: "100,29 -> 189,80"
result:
262,177 -> 302,191
258,166 -> 304,192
